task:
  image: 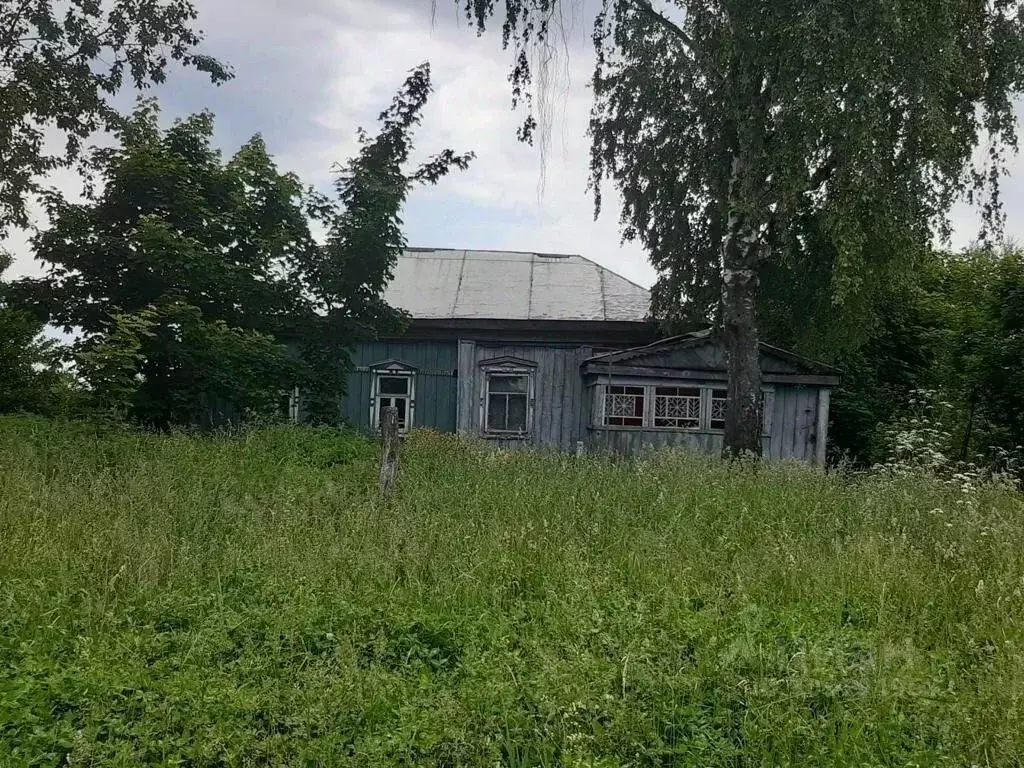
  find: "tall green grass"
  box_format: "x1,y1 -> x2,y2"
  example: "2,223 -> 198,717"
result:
1,415 -> 1023,766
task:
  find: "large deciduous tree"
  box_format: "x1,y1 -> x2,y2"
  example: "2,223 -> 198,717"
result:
0,253 -> 71,416
296,62 -> 474,419
460,0 -> 1024,456
0,0 -> 230,232
13,63 -> 472,427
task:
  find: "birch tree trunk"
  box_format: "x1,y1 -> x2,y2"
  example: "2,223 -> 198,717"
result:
721,156 -> 763,458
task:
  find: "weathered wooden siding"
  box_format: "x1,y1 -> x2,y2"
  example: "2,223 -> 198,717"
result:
768,385 -> 822,461
342,337 -> 831,462
587,428 -> 726,456
342,340 -> 458,431
585,384 -> 828,463
457,341 -> 592,450
620,343 -> 805,374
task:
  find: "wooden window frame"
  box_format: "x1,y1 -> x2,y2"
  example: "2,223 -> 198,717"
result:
369,362 -> 417,434
652,384 -> 702,429
603,384 -> 646,427
595,379 -> 774,435
479,358 -> 537,439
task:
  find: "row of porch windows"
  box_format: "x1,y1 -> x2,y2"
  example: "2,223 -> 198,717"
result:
602,384 -> 768,433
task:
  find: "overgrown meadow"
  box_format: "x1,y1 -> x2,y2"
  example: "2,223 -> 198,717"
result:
1,416 -> 1022,766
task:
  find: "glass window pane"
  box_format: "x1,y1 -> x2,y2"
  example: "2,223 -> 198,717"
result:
711,389 -> 727,430
489,374 -> 528,393
506,394 -> 528,431
379,376 -> 409,395
609,385 -> 644,396
378,396 -> 409,430
487,393 -> 508,430
605,390 -> 644,417
655,386 -> 700,398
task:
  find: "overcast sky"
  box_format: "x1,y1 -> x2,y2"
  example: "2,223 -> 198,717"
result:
5,0 -> 1022,287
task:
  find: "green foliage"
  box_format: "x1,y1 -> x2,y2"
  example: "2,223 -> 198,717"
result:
73,303 -> 299,426
872,388 -> 1021,488
0,254 -> 74,416
74,309 -> 153,420
12,101 -> 319,427
924,247 -> 1024,462
0,306 -> 71,416
1,418 -> 1023,765
0,0 -> 231,231
314,64 -> 474,319
464,0 -> 1024,329
461,0 -> 1024,453
297,62 -> 474,422
12,64 -> 471,428
825,280 -> 938,463
826,246 -> 1024,470
20,102 -> 316,339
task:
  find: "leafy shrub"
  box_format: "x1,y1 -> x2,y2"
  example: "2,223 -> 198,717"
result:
874,388 -> 1021,491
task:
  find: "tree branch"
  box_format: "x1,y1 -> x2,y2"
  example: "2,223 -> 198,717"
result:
808,151 -> 839,192
629,0 -> 697,52
0,0 -> 34,63
628,0 -> 723,83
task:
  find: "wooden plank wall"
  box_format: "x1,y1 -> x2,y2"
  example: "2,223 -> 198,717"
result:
587,428 -> 726,456
767,385 -> 822,462
587,384 -> 827,463
339,337 -> 832,462
457,341 -> 593,451
341,340 -> 459,431
625,344 -> 806,374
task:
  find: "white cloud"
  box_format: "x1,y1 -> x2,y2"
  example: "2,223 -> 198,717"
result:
6,0 -> 1024,295
304,2 -> 656,284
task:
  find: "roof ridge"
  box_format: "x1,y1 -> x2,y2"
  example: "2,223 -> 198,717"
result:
573,252 -> 651,295
450,249 -> 468,317
526,253 -> 536,320
405,246 -> 580,258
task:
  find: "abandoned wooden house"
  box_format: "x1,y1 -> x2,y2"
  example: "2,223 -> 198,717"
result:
338,248 -> 840,463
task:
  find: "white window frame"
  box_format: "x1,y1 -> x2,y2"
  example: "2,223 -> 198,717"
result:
369,362 -> 416,434
479,358 -> 536,438
596,380 -> 774,435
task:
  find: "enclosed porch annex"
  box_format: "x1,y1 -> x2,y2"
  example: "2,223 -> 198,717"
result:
582,331 -> 841,463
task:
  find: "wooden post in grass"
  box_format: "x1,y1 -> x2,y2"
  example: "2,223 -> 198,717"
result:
378,405 -> 399,497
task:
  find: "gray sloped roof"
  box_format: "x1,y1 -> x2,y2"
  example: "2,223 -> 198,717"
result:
585,330 -> 842,378
383,248 -> 651,322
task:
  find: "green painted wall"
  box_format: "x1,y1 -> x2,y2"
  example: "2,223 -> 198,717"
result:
341,340 -> 459,432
